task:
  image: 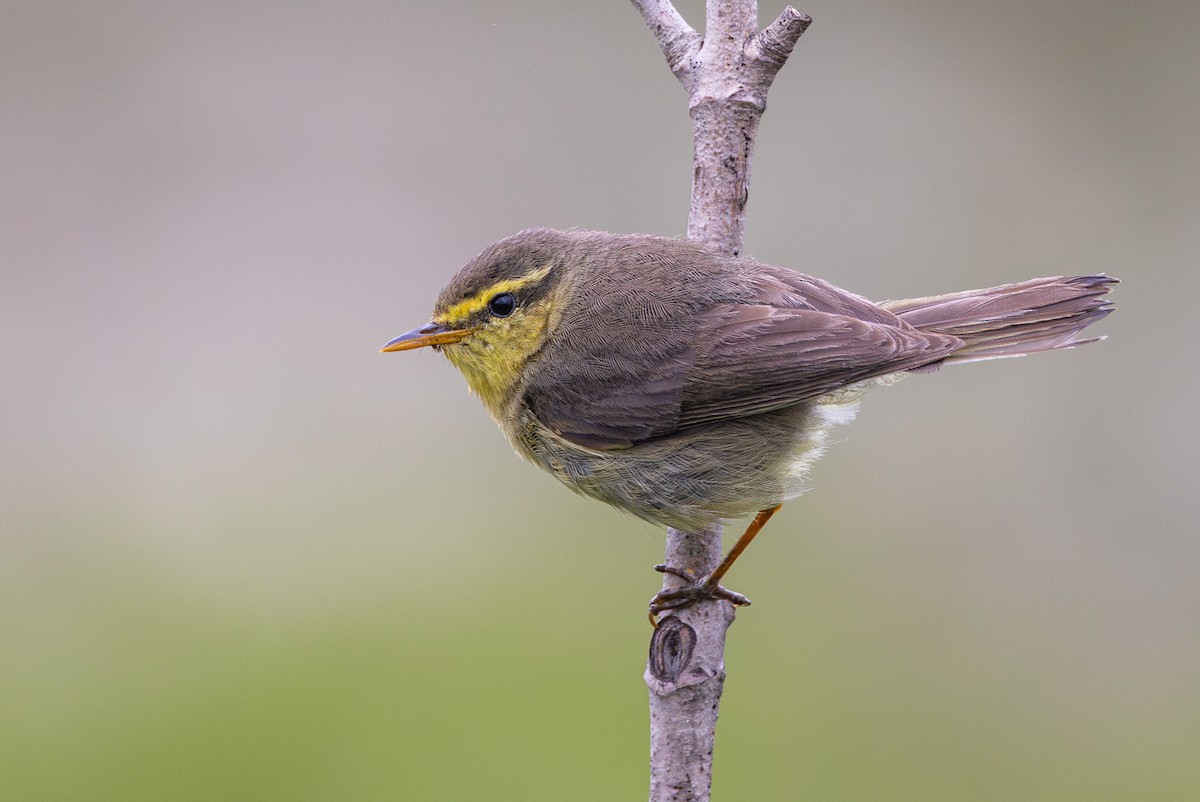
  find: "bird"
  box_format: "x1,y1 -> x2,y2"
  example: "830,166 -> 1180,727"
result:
382,228 -> 1116,617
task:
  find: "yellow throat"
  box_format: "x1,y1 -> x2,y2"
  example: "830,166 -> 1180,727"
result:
438,266 -> 560,420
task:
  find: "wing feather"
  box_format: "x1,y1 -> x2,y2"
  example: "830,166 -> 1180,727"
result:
677,305 -> 961,427
526,301 -> 961,450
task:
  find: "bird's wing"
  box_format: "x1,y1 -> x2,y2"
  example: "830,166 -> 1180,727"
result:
521,325 -> 696,451
676,304 -> 961,428
524,301 -> 962,451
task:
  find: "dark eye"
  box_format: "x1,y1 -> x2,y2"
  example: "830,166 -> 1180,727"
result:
487,293 -> 516,317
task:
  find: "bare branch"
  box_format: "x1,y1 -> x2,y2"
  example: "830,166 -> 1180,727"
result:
747,7 -> 812,72
632,2 -> 811,800
647,596 -> 734,800
629,0 -> 703,89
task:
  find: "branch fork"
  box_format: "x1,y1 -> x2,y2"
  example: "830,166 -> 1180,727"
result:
632,2 -> 812,256
630,3 -> 811,800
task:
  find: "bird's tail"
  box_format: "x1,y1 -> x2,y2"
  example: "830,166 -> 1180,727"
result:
881,275 -> 1117,364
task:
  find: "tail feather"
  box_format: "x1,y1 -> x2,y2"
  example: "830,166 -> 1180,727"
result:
881,275 -> 1117,363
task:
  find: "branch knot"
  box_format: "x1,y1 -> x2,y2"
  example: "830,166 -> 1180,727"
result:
648,616 -> 698,683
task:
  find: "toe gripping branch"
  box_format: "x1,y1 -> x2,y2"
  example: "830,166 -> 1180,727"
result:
650,565 -> 752,616
647,504 -> 781,625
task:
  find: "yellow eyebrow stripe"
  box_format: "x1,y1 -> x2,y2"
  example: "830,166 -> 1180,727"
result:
435,265 -> 552,324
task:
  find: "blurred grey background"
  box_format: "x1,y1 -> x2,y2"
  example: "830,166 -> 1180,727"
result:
2,1 -> 1197,799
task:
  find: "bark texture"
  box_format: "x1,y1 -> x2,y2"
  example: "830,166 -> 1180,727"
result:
630,2 -> 811,800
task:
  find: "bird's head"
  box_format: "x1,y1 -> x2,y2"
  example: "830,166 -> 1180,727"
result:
382,229 -> 573,417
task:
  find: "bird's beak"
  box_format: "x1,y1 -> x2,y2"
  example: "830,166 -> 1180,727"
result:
380,322 -> 473,352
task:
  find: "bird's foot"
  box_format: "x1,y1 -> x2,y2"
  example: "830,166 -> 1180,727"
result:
648,564 -> 752,620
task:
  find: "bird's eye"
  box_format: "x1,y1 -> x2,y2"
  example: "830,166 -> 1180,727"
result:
487,293 -> 516,317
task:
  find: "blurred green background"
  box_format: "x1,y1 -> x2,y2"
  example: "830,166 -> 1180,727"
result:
3,1 -> 1197,799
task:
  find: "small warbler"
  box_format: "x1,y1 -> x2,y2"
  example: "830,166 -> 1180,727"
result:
383,228 -> 1115,615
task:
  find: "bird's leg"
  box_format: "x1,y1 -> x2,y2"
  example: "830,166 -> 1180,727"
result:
649,505 -> 782,620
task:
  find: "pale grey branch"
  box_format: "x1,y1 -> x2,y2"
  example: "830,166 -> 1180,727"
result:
632,3 -> 813,800
747,7 -> 812,71
629,0 -> 703,88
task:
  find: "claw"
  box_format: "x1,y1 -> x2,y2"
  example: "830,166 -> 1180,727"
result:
653,563 -> 697,582
646,505 -> 780,624
648,563 -> 752,619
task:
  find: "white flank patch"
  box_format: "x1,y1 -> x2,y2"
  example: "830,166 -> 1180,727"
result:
781,399 -> 862,495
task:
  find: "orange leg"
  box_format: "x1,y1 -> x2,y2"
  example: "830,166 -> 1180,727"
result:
703,504 -> 780,591
649,504 -> 783,619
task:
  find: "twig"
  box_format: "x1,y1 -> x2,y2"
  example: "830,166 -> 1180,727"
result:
630,2 -> 811,800
629,0 -> 701,88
